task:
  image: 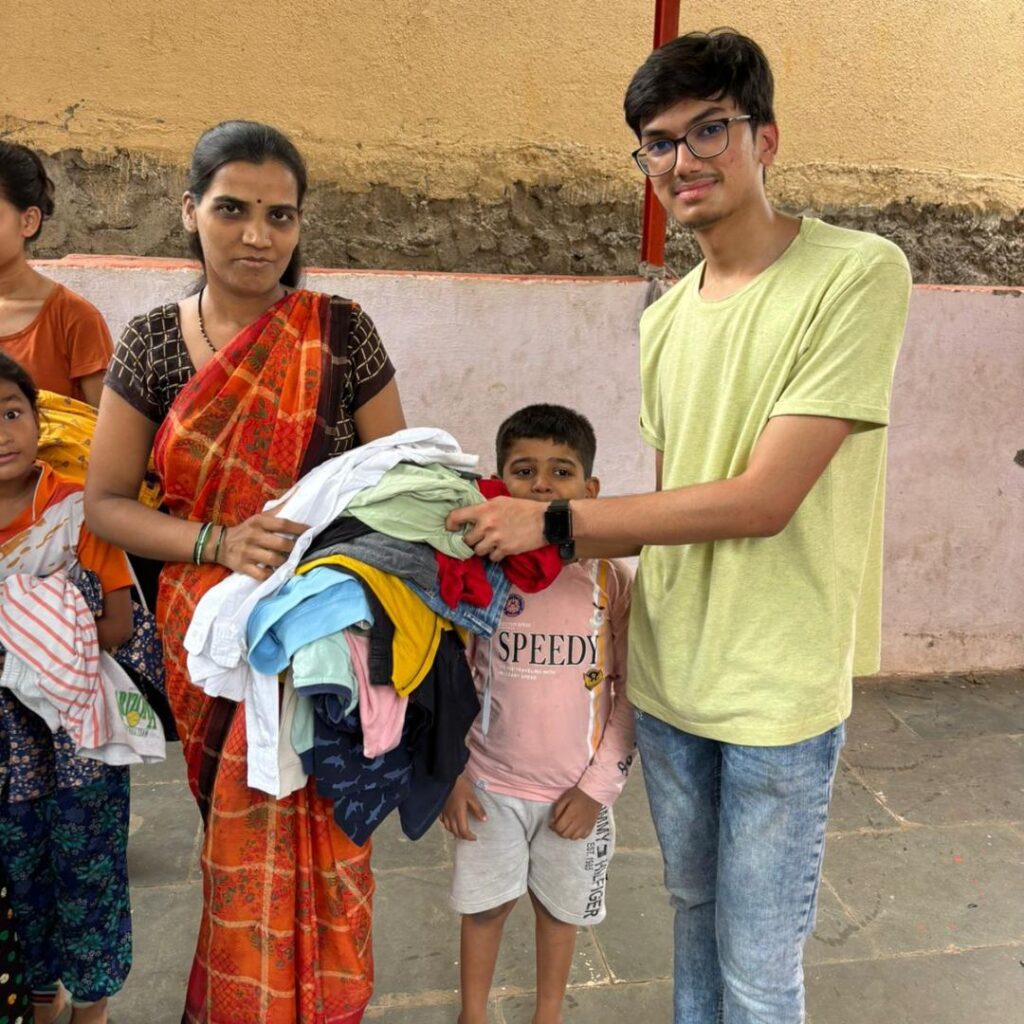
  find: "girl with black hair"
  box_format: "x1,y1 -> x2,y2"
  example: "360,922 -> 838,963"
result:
0,143 -> 113,406
0,353 -> 142,1024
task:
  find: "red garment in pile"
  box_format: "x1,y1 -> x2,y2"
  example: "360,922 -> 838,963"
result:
434,479 -> 565,609
477,478 -> 563,593
435,550 -> 494,609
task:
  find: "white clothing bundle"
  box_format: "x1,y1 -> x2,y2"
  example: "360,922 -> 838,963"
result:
184,427 -> 478,795
0,570 -> 165,765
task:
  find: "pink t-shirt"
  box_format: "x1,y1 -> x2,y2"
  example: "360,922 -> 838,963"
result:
465,559 -> 635,807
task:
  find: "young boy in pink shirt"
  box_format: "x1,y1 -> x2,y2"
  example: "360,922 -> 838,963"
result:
441,404 -> 635,1024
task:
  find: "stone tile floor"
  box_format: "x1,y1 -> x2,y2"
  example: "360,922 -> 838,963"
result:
113,672 -> 1024,1023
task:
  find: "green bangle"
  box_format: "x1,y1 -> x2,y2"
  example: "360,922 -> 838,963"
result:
192,523 -> 203,565
201,522 -> 215,564
212,524 -> 228,566
194,522 -> 214,566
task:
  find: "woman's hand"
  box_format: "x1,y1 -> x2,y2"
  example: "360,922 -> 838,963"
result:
215,510 -> 310,581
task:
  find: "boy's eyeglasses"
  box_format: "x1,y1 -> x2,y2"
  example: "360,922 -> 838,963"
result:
632,115 -> 753,176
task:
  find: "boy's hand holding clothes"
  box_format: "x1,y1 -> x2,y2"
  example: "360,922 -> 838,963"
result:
441,774 -> 488,841
549,785 -> 602,840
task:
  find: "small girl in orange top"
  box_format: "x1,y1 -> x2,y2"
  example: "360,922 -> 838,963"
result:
0,144 -> 113,406
0,353 -> 135,1024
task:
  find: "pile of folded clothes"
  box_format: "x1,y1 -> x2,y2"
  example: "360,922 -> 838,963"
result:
184,428 -> 562,845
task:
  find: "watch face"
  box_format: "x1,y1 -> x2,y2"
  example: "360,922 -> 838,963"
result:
544,501 -> 572,545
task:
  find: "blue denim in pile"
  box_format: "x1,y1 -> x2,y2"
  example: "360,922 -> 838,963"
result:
408,557 -> 510,638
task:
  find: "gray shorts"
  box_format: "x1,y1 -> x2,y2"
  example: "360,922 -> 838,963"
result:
449,787 -> 616,926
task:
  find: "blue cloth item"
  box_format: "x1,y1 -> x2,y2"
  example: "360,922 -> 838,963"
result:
300,698 -> 414,846
292,667 -> 356,761
408,557 -> 511,638
292,633 -> 361,708
634,712 -> 845,1024
246,568 -> 373,675
0,685 -> 114,804
73,567 -> 103,615
405,630 -> 478,782
397,773 -> 456,842
305,527 -> 439,591
290,693 -> 315,758
400,630 -> 479,839
302,632 -> 478,845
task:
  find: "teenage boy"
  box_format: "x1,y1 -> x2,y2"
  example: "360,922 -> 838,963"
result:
441,404 -> 634,1024
448,29 -> 911,1024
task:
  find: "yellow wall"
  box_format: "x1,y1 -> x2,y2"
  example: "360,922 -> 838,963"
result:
2,0 -> 1022,212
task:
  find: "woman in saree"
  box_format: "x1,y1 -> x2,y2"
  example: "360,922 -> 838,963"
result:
85,121 -> 406,1024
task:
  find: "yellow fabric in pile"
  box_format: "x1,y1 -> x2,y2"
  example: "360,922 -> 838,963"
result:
297,553 -> 447,697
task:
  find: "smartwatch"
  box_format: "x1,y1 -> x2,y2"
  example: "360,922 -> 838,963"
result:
543,499 -> 575,561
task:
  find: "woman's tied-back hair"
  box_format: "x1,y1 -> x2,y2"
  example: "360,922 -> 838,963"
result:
495,404 -> 598,477
624,28 -> 775,138
0,353 -> 40,413
0,142 -> 56,244
186,120 -> 308,287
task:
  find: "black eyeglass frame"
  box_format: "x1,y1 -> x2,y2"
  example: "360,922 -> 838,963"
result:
631,115 -> 754,176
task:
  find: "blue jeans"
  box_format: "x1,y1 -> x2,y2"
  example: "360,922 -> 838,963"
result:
635,711 -> 845,1024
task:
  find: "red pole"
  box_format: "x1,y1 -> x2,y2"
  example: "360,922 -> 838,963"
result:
639,0 -> 681,269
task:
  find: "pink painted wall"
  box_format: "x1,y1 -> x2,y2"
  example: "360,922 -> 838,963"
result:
884,286 -> 1024,672
30,258 -> 1024,674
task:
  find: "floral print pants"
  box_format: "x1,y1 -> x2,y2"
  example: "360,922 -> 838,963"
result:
0,874 -> 29,1024
0,772 -> 131,1002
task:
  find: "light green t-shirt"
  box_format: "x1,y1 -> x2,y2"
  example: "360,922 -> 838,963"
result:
344,462 -> 484,559
629,217 -> 912,745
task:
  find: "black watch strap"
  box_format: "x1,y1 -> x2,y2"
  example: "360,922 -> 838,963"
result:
543,498 -> 573,546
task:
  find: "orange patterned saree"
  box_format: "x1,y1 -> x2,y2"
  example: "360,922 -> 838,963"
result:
153,290 -> 373,1024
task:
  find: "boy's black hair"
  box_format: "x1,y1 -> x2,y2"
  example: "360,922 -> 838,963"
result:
495,404 -> 597,477
0,353 -> 39,412
624,28 -> 775,138
0,142 -> 55,244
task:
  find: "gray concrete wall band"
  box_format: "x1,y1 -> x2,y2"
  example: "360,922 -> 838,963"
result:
30,150 -> 1024,286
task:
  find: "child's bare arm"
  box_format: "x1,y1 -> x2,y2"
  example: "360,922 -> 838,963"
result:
96,586 -> 133,651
